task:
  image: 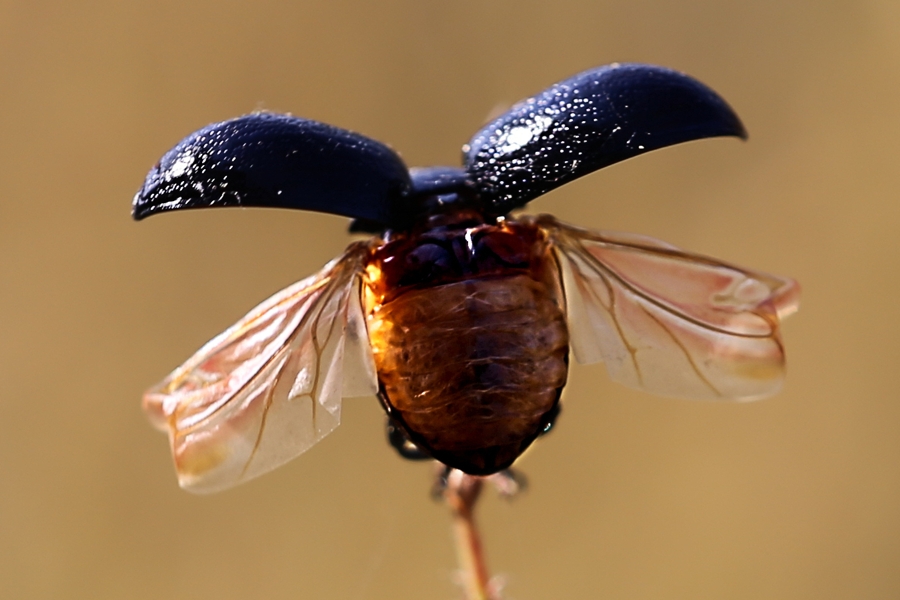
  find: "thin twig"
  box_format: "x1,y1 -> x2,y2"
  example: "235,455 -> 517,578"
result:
444,469 -> 500,600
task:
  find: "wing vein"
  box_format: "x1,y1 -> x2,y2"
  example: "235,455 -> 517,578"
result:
638,302 -> 722,397
144,243 -> 374,492
242,375 -> 279,478
529,214 -> 797,401
573,253 -> 644,385
569,240 -> 776,340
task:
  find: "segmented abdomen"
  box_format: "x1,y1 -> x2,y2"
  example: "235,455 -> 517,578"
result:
368,273 -> 568,474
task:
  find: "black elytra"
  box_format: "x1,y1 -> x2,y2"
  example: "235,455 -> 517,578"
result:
132,63 -> 745,228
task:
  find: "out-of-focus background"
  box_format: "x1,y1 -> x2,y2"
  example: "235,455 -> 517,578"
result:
1,1 -> 898,598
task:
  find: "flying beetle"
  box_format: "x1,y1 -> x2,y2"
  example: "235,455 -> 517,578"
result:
135,63 -> 799,493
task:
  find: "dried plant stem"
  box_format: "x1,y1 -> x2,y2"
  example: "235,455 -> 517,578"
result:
444,470 -> 499,600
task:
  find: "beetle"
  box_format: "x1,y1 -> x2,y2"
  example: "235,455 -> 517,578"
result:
135,63 -> 799,493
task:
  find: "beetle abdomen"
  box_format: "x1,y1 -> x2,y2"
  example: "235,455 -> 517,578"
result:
368,273 -> 568,474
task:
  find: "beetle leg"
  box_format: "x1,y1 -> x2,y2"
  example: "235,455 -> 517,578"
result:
538,402 -> 562,437
385,417 -> 432,461
488,468 -> 528,498
430,463 -> 454,501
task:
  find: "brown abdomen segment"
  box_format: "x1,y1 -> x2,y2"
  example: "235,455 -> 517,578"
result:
365,222 -> 569,474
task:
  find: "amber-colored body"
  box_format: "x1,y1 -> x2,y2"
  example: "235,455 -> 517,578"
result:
363,214 -> 569,474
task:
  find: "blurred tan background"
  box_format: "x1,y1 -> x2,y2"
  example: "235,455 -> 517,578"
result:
1,1 -> 898,598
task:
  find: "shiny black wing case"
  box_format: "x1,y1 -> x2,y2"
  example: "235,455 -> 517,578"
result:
132,112 -> 410,225
463,63 -> 746,215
